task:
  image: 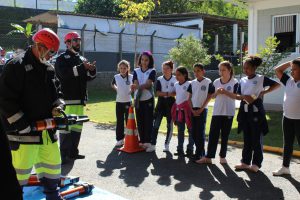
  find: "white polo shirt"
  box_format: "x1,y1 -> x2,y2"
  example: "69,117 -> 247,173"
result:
156,75 -> 176,94
240,74 -> 265,97
213,78 -> 238,116
187,77 -> 214,108
112,74 -> 133,103
174,81 -> 190,105
133,68 -> 156,101
281,73 -> 300,119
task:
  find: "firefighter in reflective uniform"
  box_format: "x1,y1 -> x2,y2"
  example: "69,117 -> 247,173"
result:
0,28 -> 65,200
55,31 -> 96,164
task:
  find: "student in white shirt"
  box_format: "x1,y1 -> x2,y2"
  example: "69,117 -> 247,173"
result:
221,56 -> 280,172
111,60 -> 133,147
197,61 -> 238,164
131,51 -> 156,151
171,66 -> 194,156
147,61 -> 176,152
187,63 -> 215,161
273,58 -> 300,176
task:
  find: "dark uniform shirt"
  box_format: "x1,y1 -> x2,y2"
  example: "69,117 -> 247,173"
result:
0,47 -> 64,143
55,49 -> 97,105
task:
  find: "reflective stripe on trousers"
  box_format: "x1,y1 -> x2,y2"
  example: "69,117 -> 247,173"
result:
11,131 -> 61,186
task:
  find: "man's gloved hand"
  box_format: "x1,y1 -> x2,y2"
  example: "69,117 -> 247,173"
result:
52,106 -> 63,117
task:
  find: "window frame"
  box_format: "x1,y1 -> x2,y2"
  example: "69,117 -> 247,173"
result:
272,13 -> 300,54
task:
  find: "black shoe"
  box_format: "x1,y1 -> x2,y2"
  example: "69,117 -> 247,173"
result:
190,154 -> 201,161
70,154 -> 85,159
185,149 -> 194,158
174,150 -> 185,156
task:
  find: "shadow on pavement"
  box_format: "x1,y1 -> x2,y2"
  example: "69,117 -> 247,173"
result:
283,175 -> 300,194
96,148 -> 284,199
97,148 -> 152,187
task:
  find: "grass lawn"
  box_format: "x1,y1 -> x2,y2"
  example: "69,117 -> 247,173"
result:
86,90 -> 299,150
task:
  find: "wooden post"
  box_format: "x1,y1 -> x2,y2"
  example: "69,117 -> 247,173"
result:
150,30 -> 156,53
119,28 -> 125,61
81,24 -> 87,57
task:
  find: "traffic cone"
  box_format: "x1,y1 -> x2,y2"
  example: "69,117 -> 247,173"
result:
118,106 -> 145,153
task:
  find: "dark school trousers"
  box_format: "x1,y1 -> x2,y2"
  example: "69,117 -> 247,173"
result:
135,98 -> 154,143
116,102 -> 130,141
282,116 -> 300,167
176,110 -> 194,153
151,112 -> 173,145
241,113 -> 264,168
206,115 -> 233,158
191,108 -> 208,157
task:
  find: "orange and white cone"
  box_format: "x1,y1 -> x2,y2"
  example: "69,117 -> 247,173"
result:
118,106 -> 145,153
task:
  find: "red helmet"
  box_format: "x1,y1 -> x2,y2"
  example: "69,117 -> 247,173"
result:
64,32 -> 81,43
32,28 -> 60,52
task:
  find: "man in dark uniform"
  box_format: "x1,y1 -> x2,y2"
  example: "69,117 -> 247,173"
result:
0,28 -> 65,200
55,31 -> 96,164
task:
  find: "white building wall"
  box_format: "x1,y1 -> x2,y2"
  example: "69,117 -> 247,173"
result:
247,0 -> 300,110
0,0 -> 77,12
57,14 -> 201,71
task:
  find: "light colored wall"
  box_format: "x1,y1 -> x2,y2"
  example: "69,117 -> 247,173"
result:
248,4 -> 300,110
0,0 -> 77,12
257,5 -> 300,54
247,0 -> 300,54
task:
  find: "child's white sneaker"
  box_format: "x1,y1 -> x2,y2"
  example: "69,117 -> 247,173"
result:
115,140 -> 124,147
163,144 -> 169,152
273,166 -> 290,176
146,145 -> 156,152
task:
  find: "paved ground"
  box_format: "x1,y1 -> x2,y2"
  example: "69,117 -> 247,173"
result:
62,122 -> 300,200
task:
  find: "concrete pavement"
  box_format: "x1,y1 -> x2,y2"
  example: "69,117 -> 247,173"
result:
62,122 -> 300,200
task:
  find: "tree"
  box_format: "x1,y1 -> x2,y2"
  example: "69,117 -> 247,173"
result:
190,0 -> 248,20
118,0 -> 159,66
153,0 -> 190,14
7,23 -> 35,46
75,0 -> 248,19
256,36 -> 292,77
169,35 -> 211,70
75,0 -> 122,17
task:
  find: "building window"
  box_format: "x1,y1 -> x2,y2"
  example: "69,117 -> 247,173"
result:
273,14 -> 298,53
